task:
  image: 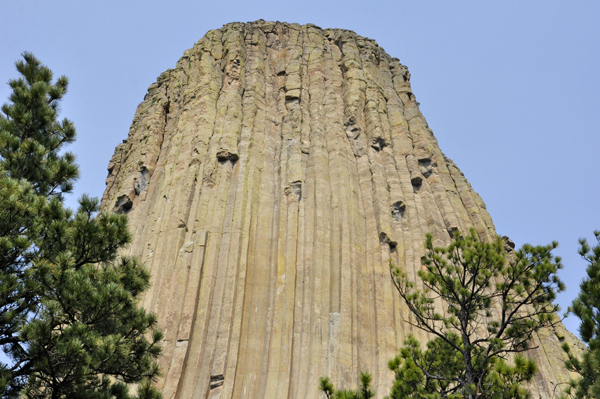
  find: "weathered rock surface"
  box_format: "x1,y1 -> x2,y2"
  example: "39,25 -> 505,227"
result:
101,20 -> 581,399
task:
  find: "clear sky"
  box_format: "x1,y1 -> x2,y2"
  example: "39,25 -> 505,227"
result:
1,0 -> 599,337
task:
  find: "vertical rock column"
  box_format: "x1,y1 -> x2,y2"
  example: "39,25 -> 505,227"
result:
101,20 -> 576,399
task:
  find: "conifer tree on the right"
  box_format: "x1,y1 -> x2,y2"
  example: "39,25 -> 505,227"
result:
320,229 -> 565,399
386,229 -> 564,399
563,231 -> 600,399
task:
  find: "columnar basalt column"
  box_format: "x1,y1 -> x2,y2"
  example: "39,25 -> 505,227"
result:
101,20 -> 580,399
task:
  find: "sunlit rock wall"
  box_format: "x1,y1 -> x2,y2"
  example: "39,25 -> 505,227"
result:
101,20 -> 579,399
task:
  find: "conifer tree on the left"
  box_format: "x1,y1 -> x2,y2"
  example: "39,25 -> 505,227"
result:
0,53 -> 163,398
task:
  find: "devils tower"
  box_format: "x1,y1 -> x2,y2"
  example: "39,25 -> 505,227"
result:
101,20 -> 579,399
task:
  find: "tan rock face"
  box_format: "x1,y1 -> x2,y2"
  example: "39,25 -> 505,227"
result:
101,20 -> 580,399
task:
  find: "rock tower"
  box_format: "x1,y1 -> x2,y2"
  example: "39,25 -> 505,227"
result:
101,20 -> 578,399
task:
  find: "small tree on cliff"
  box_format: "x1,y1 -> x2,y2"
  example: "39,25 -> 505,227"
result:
387,229 -> 564,399
0,53 -> 162,399
562,231 -> 600,399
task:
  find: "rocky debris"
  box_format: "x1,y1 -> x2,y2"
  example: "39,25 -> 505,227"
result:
502,235 -> 516,252
216,149 -> 239,163
100,20 -> 580,399
210,374 -> 225,390
114,194 -> 132,214
391,200 -> 406,222
134,166 -> 150,195
284,180 -> 302,201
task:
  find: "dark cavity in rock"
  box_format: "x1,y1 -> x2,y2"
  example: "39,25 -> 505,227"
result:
134,166 -> 150,195
114,195 -> 133,214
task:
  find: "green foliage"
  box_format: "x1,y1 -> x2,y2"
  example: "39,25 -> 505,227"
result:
0,53 -> 162,398
562,231 -> 600,399
386,335 -> 536,399
0,52 -> 77,199
319,372 -> 375,399
387,229 -> 563,399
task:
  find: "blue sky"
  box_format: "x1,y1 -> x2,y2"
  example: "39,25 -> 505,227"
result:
1,0 -> 599,337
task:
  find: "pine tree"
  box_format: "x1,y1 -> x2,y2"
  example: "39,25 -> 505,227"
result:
0,53 -> 162,398
562,231 -> 600,399
387,229 -> 564,399
319,372 -> 375,399
319,230 -> 563,399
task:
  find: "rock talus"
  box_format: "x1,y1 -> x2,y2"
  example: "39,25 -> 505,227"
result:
101,20 -> 580,399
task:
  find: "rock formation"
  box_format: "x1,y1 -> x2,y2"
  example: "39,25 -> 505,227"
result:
101,20 -> 580,399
